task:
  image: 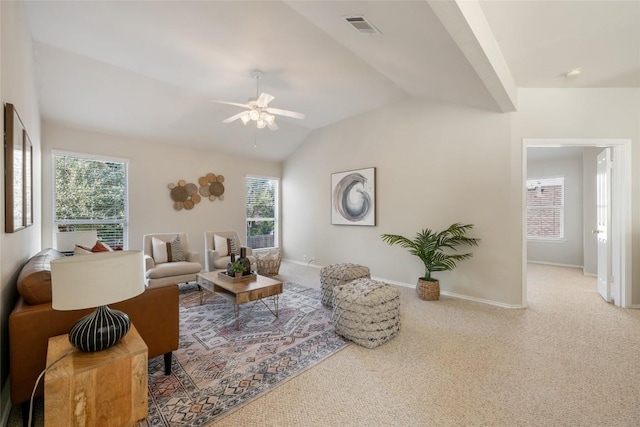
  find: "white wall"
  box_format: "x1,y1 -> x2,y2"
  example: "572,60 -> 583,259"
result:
283,97 -> 523,307
284,88 -> 640,308
526,147 -> 584,267
514,88 -> 640,306
41,122 -> 282,264
0,0 -> 42,416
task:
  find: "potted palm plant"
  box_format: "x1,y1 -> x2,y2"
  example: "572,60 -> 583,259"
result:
381,223 -> 480,301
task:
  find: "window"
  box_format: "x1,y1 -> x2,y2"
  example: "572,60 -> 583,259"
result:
526,177 -> 564,239
53,152 -> 129,249
246,176 -> 278,250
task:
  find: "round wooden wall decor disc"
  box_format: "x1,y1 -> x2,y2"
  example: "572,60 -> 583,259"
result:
210,182 -> 225,197
199,185 -> 211,197
216,175 -> 225,183
209,195 -> 217,201
168,183 -> 176,189
206,173 -> 216,182
173,202 -> 183,210
218,194 -> 224,201
192,194 -> 202,204
184,200 -> 194,210
198,176 -> 208,186
170,186 -> 188,202
178,179 -> 186,187
185,183 -> 198,195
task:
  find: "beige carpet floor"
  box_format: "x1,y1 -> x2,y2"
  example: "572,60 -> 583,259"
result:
8,261 -> 640,426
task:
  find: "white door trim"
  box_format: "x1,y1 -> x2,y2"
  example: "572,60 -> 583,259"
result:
522,138 -> 632,308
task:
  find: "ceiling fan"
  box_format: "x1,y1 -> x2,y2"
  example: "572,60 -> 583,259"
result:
212,70 -> 305,131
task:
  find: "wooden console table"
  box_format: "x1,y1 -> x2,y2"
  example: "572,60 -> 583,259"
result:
44,324 -> 148,426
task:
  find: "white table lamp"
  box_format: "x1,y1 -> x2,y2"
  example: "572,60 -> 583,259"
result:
51,250 -> 145,352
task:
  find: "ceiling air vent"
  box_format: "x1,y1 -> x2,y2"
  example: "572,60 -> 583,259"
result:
344,15 -> 382,35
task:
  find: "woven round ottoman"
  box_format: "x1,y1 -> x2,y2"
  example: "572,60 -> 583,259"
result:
320,263 -> 370,308
332,278 -> 401,349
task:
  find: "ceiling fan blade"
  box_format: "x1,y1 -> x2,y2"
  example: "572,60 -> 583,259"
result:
265,107 -> 306,120
267,121 -> 279,131
256,92 -> 275,107
210,99 -> 250,109
222,111 -> 248,123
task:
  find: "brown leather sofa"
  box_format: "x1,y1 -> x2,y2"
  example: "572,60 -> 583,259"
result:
9,248 -> 179,422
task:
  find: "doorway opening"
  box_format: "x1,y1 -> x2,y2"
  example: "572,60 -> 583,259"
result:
521,138 -> 631,308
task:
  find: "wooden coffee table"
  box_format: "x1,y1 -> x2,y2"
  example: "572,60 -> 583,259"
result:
197,271 -> 283,329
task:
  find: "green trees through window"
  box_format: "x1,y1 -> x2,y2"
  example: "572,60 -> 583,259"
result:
246,176 -> 278,249
54,153 -> 128,249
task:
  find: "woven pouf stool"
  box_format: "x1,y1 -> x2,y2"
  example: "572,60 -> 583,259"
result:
332,278 -> 401,349
320,263 -> 370,308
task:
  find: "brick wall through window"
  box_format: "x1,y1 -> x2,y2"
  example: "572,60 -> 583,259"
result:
526,177 -> 564,239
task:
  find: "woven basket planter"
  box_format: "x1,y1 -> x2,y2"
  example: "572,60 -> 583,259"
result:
416,278 -> 440,301
257,258 -> 281,276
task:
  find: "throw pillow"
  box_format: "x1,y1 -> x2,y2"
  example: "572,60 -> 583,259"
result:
229,236 -> 239,255
75,241 -> 114,253
170,235 -> 187,262
213,234 -> 229,257
91,241 -> 114,252
74,245 -> 93,256
152,237 -> 171,264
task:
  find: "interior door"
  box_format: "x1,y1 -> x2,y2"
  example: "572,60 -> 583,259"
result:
596,148 -> 612,302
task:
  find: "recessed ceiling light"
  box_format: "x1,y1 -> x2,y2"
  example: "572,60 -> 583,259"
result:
564,68 -> 582,78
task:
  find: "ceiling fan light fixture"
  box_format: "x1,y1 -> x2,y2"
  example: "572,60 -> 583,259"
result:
214,70 -> 304,132
264,114 -> 275,125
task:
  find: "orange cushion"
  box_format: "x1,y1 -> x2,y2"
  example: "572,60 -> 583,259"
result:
91,241 -> 113,252
77,240 -> 114,253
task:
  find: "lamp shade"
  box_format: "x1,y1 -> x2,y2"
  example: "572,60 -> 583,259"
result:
51,250 -> 145,311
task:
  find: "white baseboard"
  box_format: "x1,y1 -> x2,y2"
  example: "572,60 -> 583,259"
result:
370,276 -> 413,289
440,290 -> 525,309
282,258 -> 322,269
371,276 -> 524,309
284,261 -> 525,309
629,304 -> 640,309
527,260 -> 583,269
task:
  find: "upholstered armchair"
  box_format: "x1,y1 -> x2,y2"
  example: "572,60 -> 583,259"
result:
204,230 -> 257,272
143,233 -> 202,286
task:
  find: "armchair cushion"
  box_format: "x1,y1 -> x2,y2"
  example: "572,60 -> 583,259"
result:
146,261 -> 202,279
211,254 -> 256,270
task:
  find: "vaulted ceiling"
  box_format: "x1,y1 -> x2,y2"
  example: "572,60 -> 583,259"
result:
25,1 -> 640,161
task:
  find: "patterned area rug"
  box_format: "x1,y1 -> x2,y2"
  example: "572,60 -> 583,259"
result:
144,282 -> 349,426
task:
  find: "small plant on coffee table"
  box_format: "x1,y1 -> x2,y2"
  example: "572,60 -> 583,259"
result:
230,260 -> 245,277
